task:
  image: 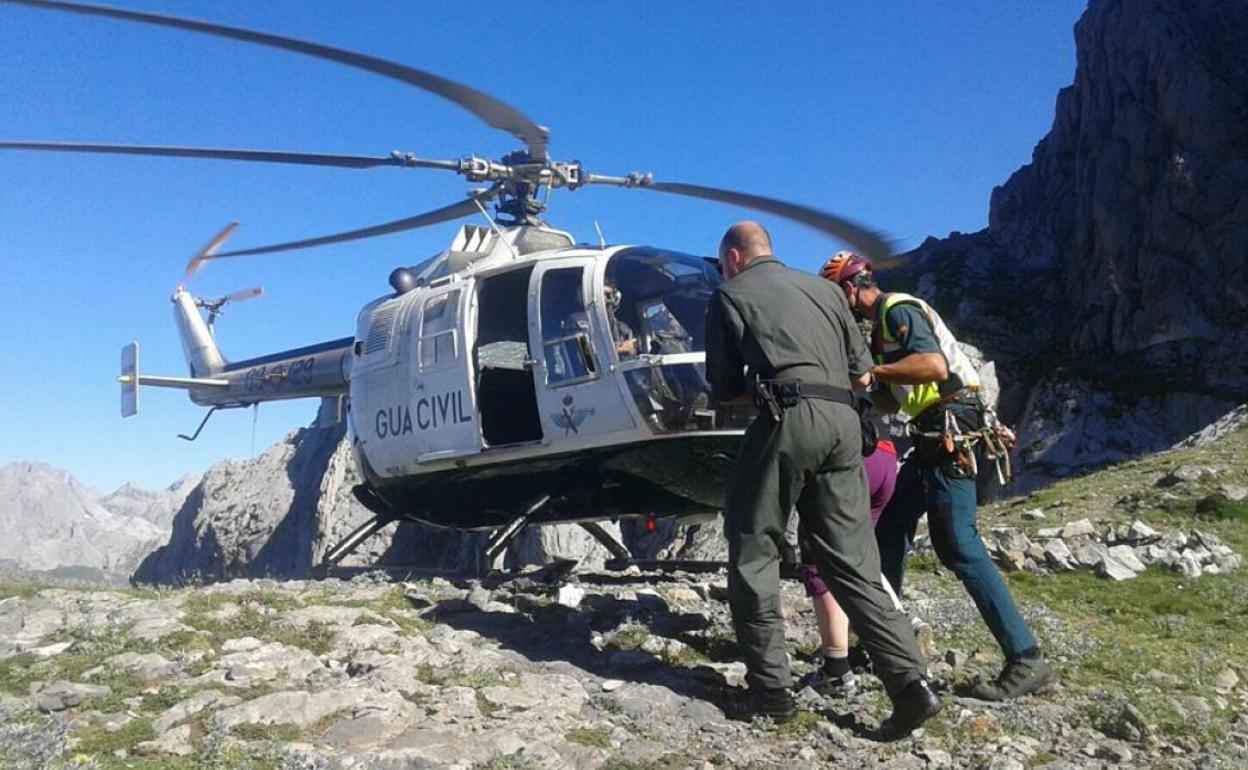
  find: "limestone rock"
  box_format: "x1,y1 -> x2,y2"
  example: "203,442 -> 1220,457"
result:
153,690 -> 243,734
1043,539 -> 1076,572
211,686 -> 407,730
1097,556 -> 1139,582
891,0 -> 1248,493
136,724 -> 193,757
1061,519 -> 1096,539
1105,545 -> 1146,574
1213,668 -> 1240,694
33,681 -> 111,712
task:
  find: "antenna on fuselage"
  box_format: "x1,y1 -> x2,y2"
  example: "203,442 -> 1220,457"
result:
593,221 -> 606,249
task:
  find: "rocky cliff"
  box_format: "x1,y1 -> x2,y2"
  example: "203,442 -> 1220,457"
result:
0,463 -> 194,584
891,0 -> 1248,489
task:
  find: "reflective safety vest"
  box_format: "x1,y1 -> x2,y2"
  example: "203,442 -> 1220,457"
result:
872,292 -> 980,419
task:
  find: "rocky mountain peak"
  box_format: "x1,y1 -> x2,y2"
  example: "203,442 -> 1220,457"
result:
892,0 -> 1248,489
0,462 -> 187,582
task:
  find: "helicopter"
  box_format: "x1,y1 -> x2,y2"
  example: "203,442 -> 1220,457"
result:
2,0 -> 895,571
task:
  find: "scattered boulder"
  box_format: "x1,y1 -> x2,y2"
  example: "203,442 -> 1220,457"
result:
1156,465 -> 1214,487
1061,519 -> 1096,539
1212,668 -> 1240,694
136,724 -> 194,757
33,681 -> 111,713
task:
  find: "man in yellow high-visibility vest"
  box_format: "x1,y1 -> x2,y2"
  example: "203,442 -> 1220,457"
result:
821,251 -> 1055,702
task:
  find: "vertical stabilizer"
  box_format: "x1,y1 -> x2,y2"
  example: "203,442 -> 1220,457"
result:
172,288 -> 225,378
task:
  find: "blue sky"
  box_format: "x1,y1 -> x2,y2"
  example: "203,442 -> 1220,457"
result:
0,1 -> 1087,493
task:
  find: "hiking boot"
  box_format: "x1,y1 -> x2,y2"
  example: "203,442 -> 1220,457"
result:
797,666 -> 858,698
969,654 -> 1055,701
879,679 -> 942,739
729,687 -> 797,723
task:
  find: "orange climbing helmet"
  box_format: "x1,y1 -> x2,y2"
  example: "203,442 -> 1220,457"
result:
820,250 -> 873,285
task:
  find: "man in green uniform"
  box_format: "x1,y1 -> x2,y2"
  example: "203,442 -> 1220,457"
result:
822,251 -> 1055,701
706,221 -> 940,734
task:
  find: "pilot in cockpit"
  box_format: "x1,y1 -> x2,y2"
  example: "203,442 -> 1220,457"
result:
604,283 -> 639,357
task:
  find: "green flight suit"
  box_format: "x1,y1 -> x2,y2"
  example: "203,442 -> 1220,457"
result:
705,256 -> 926,698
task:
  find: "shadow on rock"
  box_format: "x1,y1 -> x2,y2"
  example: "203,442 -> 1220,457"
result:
433,591 -> 739,714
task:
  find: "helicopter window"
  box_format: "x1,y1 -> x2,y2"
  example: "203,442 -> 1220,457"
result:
640,300 -> 692,355
419,289 -> 460,369
539,267 -> 597,385
604,247 -> 720,354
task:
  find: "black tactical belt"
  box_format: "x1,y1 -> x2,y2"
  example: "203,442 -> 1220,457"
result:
754,378 -> 854,422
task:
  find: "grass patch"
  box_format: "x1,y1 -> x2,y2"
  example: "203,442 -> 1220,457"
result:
476,692 -> 500,717
0,583 -> 161,602
677,627 -> 739,663
139,685 -> 194,714
440,668 -> 508,688
1194,496 -> 1248,522
661,644 -> 707,668
1001,563 -> 1248,740
604,623 -> 650,651
770,710 -> 820,737
565,726 -> 612,749
0,582 -> 49,600
184,590 -> 301,616
183,597 -> 337,655
0,653 -> 41,695
85,667 -> 148,713
74,716 -> 155,756
153,629 -> 215,657
363,585 -> 434,637
227,722 -> 303,742
273,621 -> 336,655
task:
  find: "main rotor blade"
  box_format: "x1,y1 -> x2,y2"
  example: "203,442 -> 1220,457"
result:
209,188 -> 499,259
641,181 -> 894,261
0,141 -> 455,170
4,0 -> 550,158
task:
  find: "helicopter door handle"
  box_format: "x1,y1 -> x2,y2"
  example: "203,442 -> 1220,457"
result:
522,357 -> 536,369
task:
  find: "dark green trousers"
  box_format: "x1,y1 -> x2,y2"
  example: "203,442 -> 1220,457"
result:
725,399 -> 926,698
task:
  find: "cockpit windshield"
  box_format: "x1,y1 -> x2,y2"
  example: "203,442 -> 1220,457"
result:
604,247 -> 720,356
605,248 -> 735,434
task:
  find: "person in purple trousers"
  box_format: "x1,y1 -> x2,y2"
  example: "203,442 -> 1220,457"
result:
796,436 -> 933,696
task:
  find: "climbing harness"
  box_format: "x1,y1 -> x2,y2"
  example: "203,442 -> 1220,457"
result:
908,408 -> 1016,485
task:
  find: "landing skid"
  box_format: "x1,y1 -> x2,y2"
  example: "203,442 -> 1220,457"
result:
477,494 -> 551,575
320,485 -> 774,579
319,485 -> 403,568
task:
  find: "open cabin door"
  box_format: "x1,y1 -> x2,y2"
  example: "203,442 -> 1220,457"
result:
409,282 -> 480,462
528,259 -> 636,440
474,266 -> 543,447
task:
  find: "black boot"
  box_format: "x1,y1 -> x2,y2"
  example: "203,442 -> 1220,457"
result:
732,687 -> 797,723
879,679 -> 941,738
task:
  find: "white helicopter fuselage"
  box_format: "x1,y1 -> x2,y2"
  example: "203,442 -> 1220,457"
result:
140,222 -> 748,531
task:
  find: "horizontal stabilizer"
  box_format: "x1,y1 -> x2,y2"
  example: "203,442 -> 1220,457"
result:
118,341 -> 230,418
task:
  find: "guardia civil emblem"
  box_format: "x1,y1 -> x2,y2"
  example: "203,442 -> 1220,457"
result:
551,395 -> 594,435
